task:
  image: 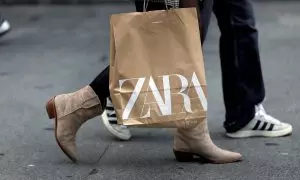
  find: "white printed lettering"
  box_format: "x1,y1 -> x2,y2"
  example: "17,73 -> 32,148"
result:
190,72 -> 207,111
119,72 -> 207,120
140,75 -> 172,118
119,77 -> 145,120
171,74 -> 192,113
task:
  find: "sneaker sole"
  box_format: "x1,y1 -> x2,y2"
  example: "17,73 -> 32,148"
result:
101,110 -> 131,141
226,125 -> 293,138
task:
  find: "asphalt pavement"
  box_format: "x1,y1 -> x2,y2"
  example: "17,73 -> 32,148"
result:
0,2 -> 300,180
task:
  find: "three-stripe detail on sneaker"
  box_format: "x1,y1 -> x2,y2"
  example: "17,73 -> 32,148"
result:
252,120 -> 274,131
106,99 -> 118,124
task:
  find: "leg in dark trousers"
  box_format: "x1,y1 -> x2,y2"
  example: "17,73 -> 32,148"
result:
213,0 -> 265,133
89,66 -> 110,106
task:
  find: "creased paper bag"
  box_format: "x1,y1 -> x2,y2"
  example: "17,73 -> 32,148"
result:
109,8 -> 207,128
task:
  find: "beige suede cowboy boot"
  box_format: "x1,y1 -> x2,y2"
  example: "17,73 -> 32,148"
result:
173,120 -> 242,164
46,86 -> 103,163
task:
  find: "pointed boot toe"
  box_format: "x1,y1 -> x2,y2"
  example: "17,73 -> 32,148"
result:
46,86 -> 103,163
174,120 -> 242,164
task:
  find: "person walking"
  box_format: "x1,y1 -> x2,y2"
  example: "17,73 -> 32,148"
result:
102,0 -> 292,140
45,0 -> 242,164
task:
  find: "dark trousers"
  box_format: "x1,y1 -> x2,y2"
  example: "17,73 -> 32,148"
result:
213,0 -> 265,132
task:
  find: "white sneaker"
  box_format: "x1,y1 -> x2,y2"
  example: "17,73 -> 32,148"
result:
101,98 -> 132,140
0,20 -> 11,37
226,104 -> 292,138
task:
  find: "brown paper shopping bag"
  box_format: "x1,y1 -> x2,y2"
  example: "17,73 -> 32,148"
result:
109,7 -> 207,128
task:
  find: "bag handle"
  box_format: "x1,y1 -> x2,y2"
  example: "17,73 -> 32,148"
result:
143,0 -> 169,12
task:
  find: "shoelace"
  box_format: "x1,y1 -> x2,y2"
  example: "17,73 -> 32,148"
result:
255,104 -> 281,124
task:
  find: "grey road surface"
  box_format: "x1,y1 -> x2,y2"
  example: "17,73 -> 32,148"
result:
0,2 -> 300,180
